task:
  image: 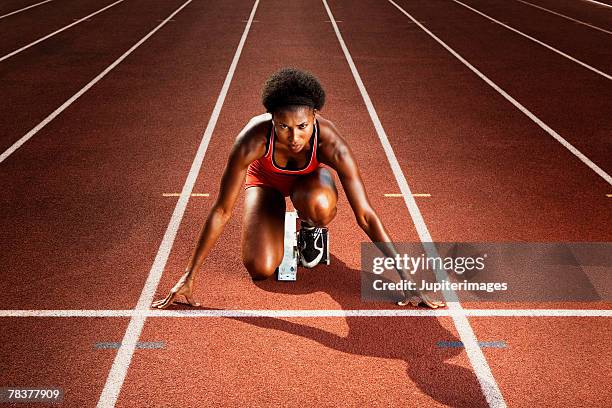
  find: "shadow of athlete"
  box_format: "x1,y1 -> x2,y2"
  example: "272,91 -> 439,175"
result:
208,256 -> 487,408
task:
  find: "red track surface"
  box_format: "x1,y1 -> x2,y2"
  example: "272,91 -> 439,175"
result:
1,0 -> 610,406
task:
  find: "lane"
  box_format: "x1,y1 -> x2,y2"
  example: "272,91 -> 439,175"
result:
0,0 -> 118,56
0,0 -> 254,310
328,0 -> 610,242
326,0 -> 611,310
0,317 -> 129,407
453,0 -> 612,75
326,0 -> 611,404
386,0 -> 612,176
0,0 -> 192,153
95,2 -> 261,405
153,0 -> 430,312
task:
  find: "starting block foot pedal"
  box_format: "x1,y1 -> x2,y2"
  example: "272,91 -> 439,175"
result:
320,226 -> 330,266
276,211 -> 298,281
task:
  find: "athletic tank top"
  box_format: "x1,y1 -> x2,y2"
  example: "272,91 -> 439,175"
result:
256,119 -> 320,175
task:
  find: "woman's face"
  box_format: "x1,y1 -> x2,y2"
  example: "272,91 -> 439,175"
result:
272,107 -> 316,154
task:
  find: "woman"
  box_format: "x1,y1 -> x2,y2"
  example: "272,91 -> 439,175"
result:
153,68 -> 445,309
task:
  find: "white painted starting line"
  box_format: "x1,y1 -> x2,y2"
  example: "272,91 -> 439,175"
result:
0,0 -> 125,63
0,309 -> 610,318
0,0 -> 54,20
387,0 -> 612,187
95,1 -> 260,407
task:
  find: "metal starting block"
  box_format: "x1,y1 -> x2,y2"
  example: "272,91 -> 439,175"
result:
277,211 -> 299,281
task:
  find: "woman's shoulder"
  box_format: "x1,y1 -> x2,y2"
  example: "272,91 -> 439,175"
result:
316,115 -> 343,143
318,115 -> 349,145
230,114 -> 272,163
315,115 -> 351,166
248,112 -> 273,126
237,114 -> 272,143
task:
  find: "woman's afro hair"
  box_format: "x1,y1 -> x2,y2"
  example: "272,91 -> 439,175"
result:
261,67 -> 326,113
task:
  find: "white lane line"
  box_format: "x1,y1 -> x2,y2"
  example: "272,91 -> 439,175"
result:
96,1 -> 260,407
387,0 -> 612,187
450,0 -> 612,80
0,0 -> 176,165
581,0 -> 612,10
515,0 -> 612,35
0,0 -> 125,63
0,0 -> 54,20
322,1 -> 506,406
1,309 -> 610,317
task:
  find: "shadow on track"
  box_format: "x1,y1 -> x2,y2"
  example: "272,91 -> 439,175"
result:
182,255 -> 490,407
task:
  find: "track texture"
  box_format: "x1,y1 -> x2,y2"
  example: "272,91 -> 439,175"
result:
0,0 -> 610,406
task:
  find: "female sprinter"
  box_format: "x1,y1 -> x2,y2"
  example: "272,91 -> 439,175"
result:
153,68 -> 445,310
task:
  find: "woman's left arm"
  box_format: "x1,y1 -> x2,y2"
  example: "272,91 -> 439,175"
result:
320,125 -> 445,308
322,135 -> 398,256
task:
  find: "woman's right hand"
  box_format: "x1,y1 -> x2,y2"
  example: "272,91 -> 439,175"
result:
152,273 -> 200,309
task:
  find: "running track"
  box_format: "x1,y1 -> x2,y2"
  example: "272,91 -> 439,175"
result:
0,0 -> 610,406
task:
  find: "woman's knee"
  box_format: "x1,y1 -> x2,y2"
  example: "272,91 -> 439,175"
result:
291,170 -> 338,226
242,254 -> 280,280
294,189 -> 337,226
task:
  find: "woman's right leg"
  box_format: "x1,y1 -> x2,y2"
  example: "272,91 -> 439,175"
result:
241,186 -> 286,280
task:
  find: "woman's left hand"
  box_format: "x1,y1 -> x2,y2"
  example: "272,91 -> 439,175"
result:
398,292 -> 446,309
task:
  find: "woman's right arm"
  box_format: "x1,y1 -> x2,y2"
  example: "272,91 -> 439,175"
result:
183,144 -> 249,281
152,117 -> 268,308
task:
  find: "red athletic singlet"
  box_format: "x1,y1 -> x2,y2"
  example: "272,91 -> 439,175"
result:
244,119 -> 322,197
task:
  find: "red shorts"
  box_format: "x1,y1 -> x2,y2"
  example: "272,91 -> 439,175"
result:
245,159 -> 299,197
245,160 -> 324,197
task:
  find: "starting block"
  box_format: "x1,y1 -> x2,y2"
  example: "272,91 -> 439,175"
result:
277,211 -> 299,281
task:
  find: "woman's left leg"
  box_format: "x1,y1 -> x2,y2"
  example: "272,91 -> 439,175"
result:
290,166 -> 338,227
290,167 -> 337,268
